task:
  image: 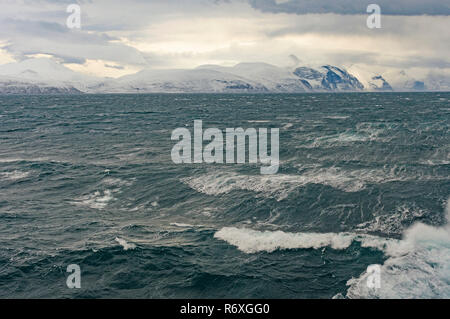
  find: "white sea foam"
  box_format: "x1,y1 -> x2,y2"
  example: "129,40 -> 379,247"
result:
247,120 -> 270,123
115,237 -> 136,250
182,169 -> 365,201
73,190 -> 114,210
215,198 -> 450,298
421,159 -> 450,166
151,201 -> 159,207
0,157 -> 65,164
420,147 -> 450,166
324,115 -> 350,120
0,158 -> 24,163
300,122 -> 394,148
355,204 -> 434,236
346,199 -> 450,299
0,170 -> 30,181
71,177 -> 134,210
182,167 -> 437,200
183,172 -> 299,200
214,227 -> 392,254
102,177 -> 134,187
309,131 -> 380,147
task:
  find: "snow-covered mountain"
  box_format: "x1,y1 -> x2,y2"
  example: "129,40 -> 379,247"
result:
368,76 -> 393,91
345,65 -> 392,91
0,58 -> 448,94
103,68 -> 268,93
293,65 -> 364,91
0,75 -> 82,94
197,63 -> 310,92
382,70 -> 426,91
0,58 -> 101,94
0,58 -> 88,82
106,62 -> 361,93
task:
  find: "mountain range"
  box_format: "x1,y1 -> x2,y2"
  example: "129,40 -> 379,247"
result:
0,58 -> 448,94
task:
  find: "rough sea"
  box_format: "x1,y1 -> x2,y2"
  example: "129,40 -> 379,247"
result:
0,93 -> 449,299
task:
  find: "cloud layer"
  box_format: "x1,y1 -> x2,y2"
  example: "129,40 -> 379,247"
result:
0,0 -> 449,78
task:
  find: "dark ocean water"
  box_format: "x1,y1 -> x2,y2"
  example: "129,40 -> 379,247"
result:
0,93 -> 449,299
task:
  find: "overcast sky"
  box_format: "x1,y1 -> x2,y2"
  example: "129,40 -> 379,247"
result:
0,0 -> 449,78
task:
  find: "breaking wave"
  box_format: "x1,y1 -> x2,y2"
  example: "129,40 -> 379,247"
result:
215,198 -> 450,298
72,190 -> 115,210
355,204 -> 440,236
302,123 -> 392,148
346,198 -> 450,299
71,177 -> 134,210
115,237 -> 136,251
214,227 -> 392,254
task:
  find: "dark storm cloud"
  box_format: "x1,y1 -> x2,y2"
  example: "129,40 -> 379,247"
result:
248,0 -> 450,16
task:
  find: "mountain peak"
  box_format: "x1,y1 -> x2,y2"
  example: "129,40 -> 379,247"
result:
0,58 -> 448,93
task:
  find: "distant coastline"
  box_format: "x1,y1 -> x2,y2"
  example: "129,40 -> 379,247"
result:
1,59 -> 448,95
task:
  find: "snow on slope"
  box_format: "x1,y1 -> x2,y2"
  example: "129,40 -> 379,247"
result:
294,65 -> 365,91
0,58 -> 101,93
346,65 -> 393,91
0,75 -> 82,94
0,58 -> 448,93
107,68 -> 268,93
368,76 -> 393,91
197,63 -> 310,92
382,70 -> 425,91
348,64 -> 450,92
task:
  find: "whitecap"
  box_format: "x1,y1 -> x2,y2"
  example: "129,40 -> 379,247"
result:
301,122 -> 394,148
346,199 -> 450,299
73,190 -> 114,210
247,120 -> 271,123
151,201 -> 159,207
213,227 -> 392,254
0,170 -> 30,181
355,204 -> 435,236
181,169 -> 365,201
181,166 -> 433,200
0,157 -> 66,164
214,198 -> 450,298
102,177 -> 134,187
115,237 -> 136,251
324,115 -> 350,120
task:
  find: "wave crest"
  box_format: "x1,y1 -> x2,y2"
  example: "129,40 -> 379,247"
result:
347,198 -> 450,299
214,227 -> 391,254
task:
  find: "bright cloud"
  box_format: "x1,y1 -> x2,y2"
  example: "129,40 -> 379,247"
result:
0,0 -> 448,78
